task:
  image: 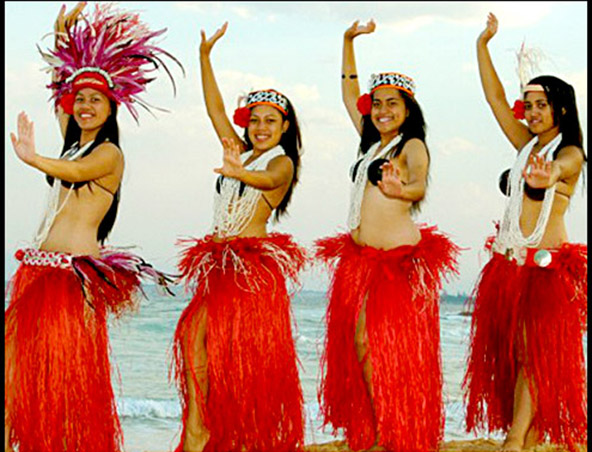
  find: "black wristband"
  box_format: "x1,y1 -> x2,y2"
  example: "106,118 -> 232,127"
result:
341,74 -> 358,79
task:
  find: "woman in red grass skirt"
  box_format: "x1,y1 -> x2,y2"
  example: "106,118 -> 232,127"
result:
315,20 -> 460,452
5,3 -> 180,452
171,23 -> 305,452
463,14 -> 587,452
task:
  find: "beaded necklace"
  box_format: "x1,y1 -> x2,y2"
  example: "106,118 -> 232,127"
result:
212,145 -> 285,238
494,133 -> 562,253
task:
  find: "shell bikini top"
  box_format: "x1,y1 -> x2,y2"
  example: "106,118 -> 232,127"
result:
212,145 -> 285,238
347,134 -> 402,230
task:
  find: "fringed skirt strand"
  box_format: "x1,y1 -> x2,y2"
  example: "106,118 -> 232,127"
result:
4,247 -> 172,452
172,233 -> 306,452
315,226 -> 460,452
463,242 -> 587,452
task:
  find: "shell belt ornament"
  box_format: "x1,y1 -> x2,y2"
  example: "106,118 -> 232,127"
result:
493,133 -> 563,267
18,248 -> 72,269
15,247 -> 176,297
347,134 -> 402,230
212,146 -> 286,238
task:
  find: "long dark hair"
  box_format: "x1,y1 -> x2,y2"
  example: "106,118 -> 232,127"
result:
359,89 -> 430,213
243,97 -> 302,222
528,75 -> 587,189
528,75 -> 585,156
48,100 -> 121,243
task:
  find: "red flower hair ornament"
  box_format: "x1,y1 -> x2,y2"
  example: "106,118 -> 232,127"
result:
356,93 -> 372,116
512,99 -> 525,120
233,107 -> 252,128
232,89 -> 289,128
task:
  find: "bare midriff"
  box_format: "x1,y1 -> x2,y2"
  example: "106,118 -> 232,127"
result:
351,183 -> 421,250
39,184 -> 114,257
519,189 -> 571,249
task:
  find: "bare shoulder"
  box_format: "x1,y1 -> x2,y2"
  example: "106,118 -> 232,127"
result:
268,154 -> 294,170
267,154 -> 295,186
402,137 -> 427,151
556,144 -> 585,162
555,145 -> 585,182
400,137 -> 428,161
93,141 -> 124,162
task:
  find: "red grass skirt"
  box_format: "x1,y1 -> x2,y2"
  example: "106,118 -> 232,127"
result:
463,242 -> 587,452
4,247 -> 171,452
172,234 -> 307,452
315,226 -> 460,452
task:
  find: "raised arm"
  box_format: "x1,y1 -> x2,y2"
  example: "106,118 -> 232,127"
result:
342,20 -> 375,135
477,13 -> 531,150
10,111 -> 121,183
53,2 -> 87,138
199,23 -> 244,149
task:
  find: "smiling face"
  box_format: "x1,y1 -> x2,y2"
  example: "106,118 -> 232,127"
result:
72,87 -> 112,134
370,88 -> 408,140
524,91 -> 558,136
247,105 -> 289,152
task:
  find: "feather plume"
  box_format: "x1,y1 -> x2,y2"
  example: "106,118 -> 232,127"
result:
38,2 -> 184,122
515,40 -> 546,91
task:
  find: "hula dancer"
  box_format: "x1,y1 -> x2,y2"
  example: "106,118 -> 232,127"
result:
463,13 -> 587,452
5,3 -> 182,452
171,22 -> 305,452
315,20 -> 460,452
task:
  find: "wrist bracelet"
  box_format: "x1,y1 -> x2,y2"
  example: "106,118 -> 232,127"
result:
341,74 -> 358,79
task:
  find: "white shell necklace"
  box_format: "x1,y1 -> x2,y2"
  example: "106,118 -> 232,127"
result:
494,133 -> 562,253
212,145 -> 285,238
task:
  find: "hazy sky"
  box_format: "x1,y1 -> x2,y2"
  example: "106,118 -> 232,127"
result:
4,2 -> 587,293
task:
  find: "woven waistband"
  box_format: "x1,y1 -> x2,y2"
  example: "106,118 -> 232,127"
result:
16,248 -> 73,269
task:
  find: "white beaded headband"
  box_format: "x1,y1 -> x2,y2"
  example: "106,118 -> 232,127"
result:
369,72 -> 416,97
245,89 -> 289,115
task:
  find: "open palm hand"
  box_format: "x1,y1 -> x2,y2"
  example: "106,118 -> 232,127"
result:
377,161 -> 404,198
344,19 -> 376,40
523,154 -> 553,189
10,112 -> 37,165
214,138 -> 245,179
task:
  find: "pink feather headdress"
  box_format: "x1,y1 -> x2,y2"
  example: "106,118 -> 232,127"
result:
38,3 -> 184,122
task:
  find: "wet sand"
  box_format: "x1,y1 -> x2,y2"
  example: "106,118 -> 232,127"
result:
144,439 -> 586,452
302,439 -> 586,452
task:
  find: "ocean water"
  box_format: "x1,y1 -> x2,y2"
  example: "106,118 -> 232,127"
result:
5,284 -> 587,452
108,287 -> 484,452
